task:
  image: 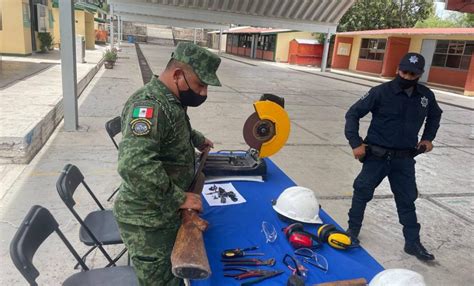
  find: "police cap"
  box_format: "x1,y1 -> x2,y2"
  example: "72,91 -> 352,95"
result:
399,52 -> 425,75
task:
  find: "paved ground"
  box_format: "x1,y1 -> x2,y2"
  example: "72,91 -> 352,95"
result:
0,43 -> 473,285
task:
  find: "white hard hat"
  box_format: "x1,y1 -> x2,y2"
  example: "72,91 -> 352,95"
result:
369,269 -> 426,286
272,186 -> 322,224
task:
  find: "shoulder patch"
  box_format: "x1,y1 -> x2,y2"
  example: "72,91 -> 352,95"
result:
130,118 -> 152,136
132,106 -> 154,119
360,91 -> 370,100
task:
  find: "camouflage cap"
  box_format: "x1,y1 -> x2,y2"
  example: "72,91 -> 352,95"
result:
171,42 -> 222,86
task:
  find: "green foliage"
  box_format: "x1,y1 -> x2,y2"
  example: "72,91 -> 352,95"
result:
104,49 -> 117,62
38,32 -> 53,53
338,0 -> 435,32
415,15 -> 458,28
416,12 -> 474,28
457,13 -> 474,27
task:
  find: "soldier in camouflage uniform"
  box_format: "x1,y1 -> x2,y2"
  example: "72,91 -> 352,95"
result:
114,42 -> 221,286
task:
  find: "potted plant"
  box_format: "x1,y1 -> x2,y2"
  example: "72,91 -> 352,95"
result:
110,47 -> 118,63
104,49 -> 115,69
38,32 -> 53,53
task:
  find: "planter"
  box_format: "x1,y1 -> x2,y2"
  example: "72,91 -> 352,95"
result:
104,61 -> 114,69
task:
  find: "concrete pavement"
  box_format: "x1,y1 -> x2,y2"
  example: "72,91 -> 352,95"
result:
0,43 -> 473,285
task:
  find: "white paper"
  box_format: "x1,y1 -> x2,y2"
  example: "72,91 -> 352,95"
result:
202,183 -> 246,206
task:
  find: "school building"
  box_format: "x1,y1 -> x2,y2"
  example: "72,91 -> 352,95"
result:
331,28 -> 474,96
0,0 -> 106,55
222,27 -> 323,64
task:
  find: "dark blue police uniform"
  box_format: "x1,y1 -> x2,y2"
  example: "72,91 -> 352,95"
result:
345,76 -> 442,244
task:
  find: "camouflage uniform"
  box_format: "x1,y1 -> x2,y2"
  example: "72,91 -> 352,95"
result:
114,43 -> 221,286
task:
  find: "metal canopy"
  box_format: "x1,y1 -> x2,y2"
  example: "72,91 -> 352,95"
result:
109,0 -> 355,33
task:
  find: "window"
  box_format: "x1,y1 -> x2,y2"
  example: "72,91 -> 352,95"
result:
359,38 -> 387,61
238,34 -> 252,48
432,40 -> 473,70
256,35 -> 276,51
0,10 -> 2,31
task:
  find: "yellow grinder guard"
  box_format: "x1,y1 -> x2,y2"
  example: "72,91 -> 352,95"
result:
254,101 -> 290,158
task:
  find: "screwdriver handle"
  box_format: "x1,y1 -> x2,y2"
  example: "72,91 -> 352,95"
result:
222,249 -> 244,258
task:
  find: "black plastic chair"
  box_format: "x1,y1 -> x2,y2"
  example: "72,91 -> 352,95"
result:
105,116 -> 121,150
105,116 -> 121,201
10,205 -> 138,286
56,164 -> 127,269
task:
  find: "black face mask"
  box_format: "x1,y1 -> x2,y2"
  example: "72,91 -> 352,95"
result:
395,74 -> 419,89
176,73 -> 207,107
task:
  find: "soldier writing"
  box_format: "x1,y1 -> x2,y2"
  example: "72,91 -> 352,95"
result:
113,43 -> 221,285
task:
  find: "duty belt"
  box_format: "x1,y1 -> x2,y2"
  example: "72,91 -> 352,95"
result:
367,144 -> 425,160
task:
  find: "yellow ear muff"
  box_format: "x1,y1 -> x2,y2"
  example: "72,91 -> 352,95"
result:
327,232 -> 352,250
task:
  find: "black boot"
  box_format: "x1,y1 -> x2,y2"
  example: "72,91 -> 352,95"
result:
346,228 -> 360,244
404,241 -> 435,261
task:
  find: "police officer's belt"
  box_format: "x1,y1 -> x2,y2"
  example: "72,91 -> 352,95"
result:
368,144 -> 416,159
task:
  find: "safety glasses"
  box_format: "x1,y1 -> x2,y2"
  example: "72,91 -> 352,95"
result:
294,248 -> 329,273
283,254 -> 308,280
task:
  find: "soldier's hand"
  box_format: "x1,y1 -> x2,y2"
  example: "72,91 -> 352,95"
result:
197,137 -> 214,152
179,192 -> 203,212
352,144 -> 367,160
417,140 -> 433,153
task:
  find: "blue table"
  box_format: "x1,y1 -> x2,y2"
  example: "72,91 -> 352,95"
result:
193,159 -> 384,285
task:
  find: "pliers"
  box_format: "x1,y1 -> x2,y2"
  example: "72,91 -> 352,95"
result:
221,258 -> 276,266
224,267 -> 283,285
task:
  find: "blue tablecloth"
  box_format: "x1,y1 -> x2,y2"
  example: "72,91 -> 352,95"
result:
193,159 -> 384,285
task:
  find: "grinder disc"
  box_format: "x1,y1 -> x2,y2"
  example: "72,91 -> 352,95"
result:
243,100 -> 290,158
243,112 -> 276,151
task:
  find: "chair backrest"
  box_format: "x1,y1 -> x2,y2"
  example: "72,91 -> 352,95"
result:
10,205 -> 88,285
56,164 -> 104,210
105,116 -> 122,150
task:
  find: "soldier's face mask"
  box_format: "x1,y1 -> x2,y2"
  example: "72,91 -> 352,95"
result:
176,72 -> 207,107
395,73 -> 419,89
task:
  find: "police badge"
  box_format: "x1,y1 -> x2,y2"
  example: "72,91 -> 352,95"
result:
421,96 -> 428,108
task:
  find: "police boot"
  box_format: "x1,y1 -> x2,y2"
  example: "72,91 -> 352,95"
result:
404,241 -> 435,261
346,228 -> 360,244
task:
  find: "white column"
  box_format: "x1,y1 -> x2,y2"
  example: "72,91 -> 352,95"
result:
60,0 -> 78,131
118,16 -> 121,49
321,32 -> 331,72
110,4 -> 114,49
218,29 -> 223,54
193,28 -> 197,44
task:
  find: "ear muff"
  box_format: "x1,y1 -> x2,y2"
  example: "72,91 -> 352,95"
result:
284,223 -> 304,239
317,224 -> 336,242
327,232 -> 352,249
318,224 -> 354,250
283,223 -> 321,249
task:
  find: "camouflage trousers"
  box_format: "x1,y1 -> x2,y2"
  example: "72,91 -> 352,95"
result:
117,221 -> 182,286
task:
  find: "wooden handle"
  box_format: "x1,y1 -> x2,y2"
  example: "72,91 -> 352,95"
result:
171,209 -> 210,279
171,150 -> 211,280
314,278 -> 368,286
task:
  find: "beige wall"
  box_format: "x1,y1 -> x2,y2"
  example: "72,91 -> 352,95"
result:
53,9 -> 94,49
0,0 -> 32,55
84,12 -> 94,49
409,34 -> 474,52
345,33 -> 474,71
275,31 -> 316,62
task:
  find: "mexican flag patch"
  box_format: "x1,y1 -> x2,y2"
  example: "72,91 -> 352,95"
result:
132,107 -> 153,118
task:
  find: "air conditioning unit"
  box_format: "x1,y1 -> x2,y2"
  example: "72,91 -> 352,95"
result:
36,4 -> 48,32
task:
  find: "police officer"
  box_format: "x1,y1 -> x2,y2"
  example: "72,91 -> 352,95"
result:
114,42 -> 221,285
344,53 -> 442,261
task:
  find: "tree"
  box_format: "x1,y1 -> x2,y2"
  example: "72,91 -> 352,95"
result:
415,15 -> 458,28
338,0 -> 434,32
